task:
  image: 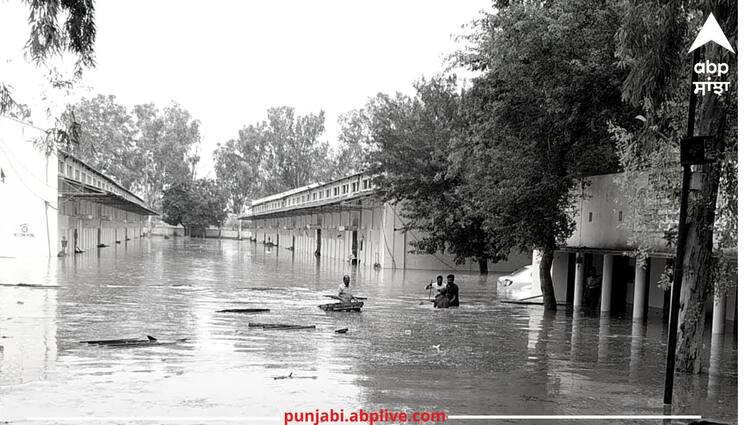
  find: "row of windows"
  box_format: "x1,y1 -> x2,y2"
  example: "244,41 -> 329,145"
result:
59,159 -> 119,195
255,177 -> 374,213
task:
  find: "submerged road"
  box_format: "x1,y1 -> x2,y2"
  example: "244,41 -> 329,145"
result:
0,238 -> 738,424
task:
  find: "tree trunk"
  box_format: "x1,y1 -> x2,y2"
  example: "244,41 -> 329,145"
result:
675,45 -> 730,374
538,247 -> 558,312
479,258 -> 488,275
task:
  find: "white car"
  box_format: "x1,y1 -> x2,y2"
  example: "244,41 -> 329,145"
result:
496,265 -> 542,301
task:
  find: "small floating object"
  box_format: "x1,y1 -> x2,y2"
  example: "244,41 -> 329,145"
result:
318,302 -> 363,312
273,372 -> 317,380
115,241 -> 121,244
248,323 -> 315,330
216,308 -> 270,313
97,243 -> 108,248
404,330 -> 412,335
335,328 -> 348,334
81,335 -> 189,347
0,283 -> 60,288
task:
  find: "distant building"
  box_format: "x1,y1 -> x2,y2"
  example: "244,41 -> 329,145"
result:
239,172 -> 530,273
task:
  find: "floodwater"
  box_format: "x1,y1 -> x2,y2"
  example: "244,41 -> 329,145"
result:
0,238 -> 737,424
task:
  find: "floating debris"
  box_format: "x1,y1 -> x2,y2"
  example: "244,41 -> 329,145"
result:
216,308 -> 270,313
335,328 -> 348,334
319,302 -> 363,312
81,335 -> 189,347
248,323 -> 315,330
273,372 -> 317,380
0,283 -> 60,288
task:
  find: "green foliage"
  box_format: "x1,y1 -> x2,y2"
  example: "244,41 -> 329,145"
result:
65,94 -> 139,186
222,107 -> 333,198
133,102 -> 201,207
458,0 -> 629,256
214,124 -> 267,214
333,109 -> 372,175
1,0 -> 96,116
162,179 -> 228,231
364,75 -> 499,267
611,0 -> 738,299
66,96 -> 201,208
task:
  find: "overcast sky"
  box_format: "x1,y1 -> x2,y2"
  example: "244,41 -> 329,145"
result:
0,0 -> 492,177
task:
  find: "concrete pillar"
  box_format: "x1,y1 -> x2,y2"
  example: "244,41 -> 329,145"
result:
712,293 -> 726,335
629,320 -> 645,383
598,316 -> 611,363
573,253 -> 585,308
600,255 -> 614,314
632,258 -> 648,320
707,333 -> 725,401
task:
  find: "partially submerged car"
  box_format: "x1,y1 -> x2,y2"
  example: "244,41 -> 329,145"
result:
496,265 -> 543,302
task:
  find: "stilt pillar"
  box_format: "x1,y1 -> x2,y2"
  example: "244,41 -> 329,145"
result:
632,258 -> 648,320
600,255 -> 614,314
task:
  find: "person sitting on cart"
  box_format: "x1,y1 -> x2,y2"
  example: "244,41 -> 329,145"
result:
337,275 -> 357,303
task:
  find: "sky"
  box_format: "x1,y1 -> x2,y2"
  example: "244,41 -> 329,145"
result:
0,0 -> 492,178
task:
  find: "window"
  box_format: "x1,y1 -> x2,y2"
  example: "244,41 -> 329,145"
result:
326,189 -> 331,198
334,187 -> 339,196
58,160 -> 64,174
363,180 -> 368,190
67,165 -> 73,177
75,169 -> 80,180
343,184 -> 348,194
352,182 -> 358,192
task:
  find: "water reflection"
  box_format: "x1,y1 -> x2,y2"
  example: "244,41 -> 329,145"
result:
0,239 -> 738,423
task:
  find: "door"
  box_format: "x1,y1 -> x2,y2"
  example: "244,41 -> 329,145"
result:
351,231 -> 358,265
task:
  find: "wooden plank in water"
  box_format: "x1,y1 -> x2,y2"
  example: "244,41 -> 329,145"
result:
248,323 -> 315,330
0,283 -> 61,288
216,308 -> 270,313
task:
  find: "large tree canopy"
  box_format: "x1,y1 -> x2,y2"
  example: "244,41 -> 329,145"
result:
162,178 -> 228,235
456,0 -> 631,309
66,96 -> 201,208
364,76 -> 500,272
214,124 -> 267,216
613,0 -> 737,373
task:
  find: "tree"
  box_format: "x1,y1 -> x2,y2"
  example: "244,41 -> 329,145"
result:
162,179 -> 228,237
333,109 -> 372,175
365,76 -> 500,273
133,102 -> 201,208
614,0 -> 737,373
457,0 -> 631,310
66,94 -> 141,189
262,106 -> 332,194
1,0 -> 96,116
214,123 -> 267,236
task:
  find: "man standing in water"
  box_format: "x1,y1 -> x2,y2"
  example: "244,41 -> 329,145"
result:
425,275 -> 446,296
446,274 -> 459,307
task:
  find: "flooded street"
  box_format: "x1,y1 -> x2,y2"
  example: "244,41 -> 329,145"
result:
0,239 -> 737,424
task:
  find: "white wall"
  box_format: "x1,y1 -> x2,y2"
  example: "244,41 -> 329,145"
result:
0,117 -> 57,258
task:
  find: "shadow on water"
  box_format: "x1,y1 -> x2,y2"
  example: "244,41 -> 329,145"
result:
0,239 -> 738,423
